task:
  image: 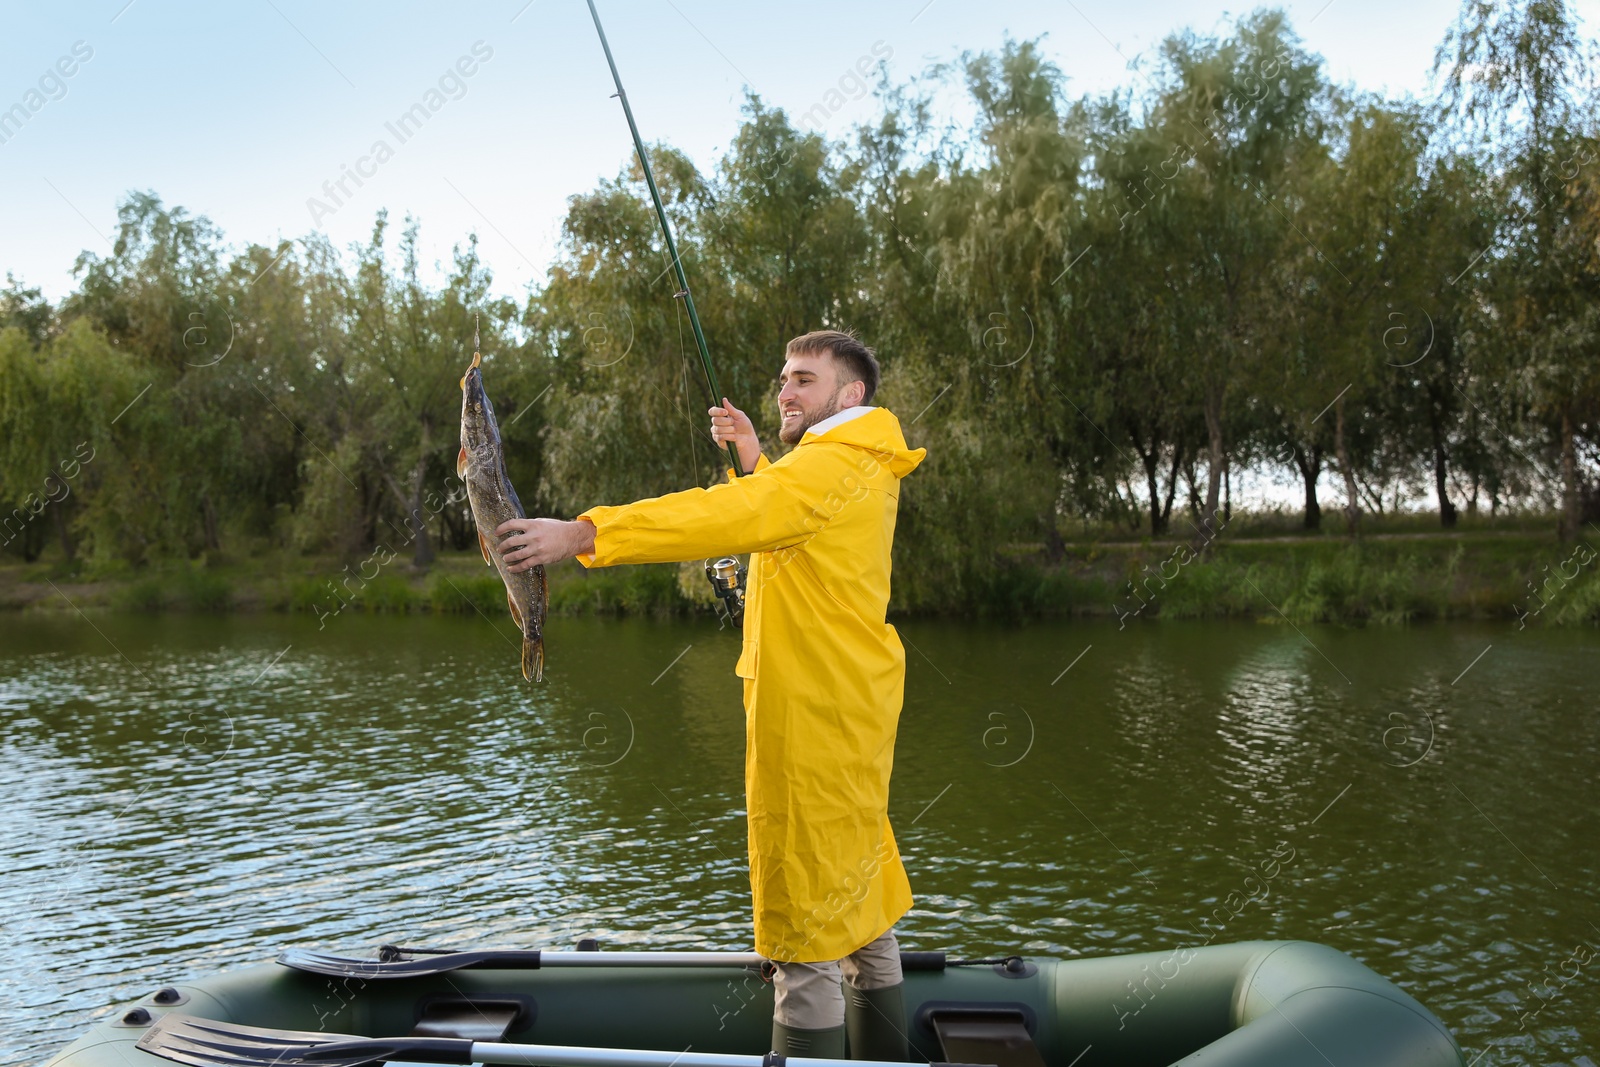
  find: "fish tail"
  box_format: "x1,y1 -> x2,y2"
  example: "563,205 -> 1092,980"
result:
522,632 -> 544,684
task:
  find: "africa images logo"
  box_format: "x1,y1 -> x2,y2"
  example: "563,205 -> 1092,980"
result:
305,41 -> 494,226
0,40 -> 94,146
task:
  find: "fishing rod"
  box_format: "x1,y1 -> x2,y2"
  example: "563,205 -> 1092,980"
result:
586,0 -> 744,482
586,0 -> 748,629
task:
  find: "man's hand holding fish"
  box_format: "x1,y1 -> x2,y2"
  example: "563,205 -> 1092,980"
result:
497,517 -> 595,573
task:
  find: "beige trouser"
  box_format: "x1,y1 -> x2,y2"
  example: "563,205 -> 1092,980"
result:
772,929 -> 903,1029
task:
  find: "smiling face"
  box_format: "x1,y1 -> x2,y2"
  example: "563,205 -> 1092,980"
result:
776,350 -> 866,444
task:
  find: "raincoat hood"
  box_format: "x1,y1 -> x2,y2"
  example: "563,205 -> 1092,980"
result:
800,405 -> 926,479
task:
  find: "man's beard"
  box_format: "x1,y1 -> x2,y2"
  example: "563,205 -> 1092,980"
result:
778,386 -> 846,445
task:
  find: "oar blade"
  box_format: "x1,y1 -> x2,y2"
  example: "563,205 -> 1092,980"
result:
277,946 -> 422,977
277,947 -> 544,978
136,1014 -> 472,1067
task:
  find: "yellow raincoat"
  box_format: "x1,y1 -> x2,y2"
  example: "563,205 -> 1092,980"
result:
576,406 -> 926,962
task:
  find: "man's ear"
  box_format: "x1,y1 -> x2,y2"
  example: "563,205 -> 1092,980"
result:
844,379 -> 866,407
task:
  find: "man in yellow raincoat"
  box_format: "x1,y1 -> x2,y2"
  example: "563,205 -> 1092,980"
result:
497,330 -> 926,1060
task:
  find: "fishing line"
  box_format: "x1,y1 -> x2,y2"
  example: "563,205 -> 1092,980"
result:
673,297 -> 703,488
648,233 -> 702,489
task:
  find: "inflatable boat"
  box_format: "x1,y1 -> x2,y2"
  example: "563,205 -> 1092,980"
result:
45,940 -> 1464,1067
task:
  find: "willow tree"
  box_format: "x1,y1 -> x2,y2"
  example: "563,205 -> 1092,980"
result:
534,94 -> 875,521
1077,93 -> 1201,536
708,95 -> 871,391
936,39 -> 1089,556
346,217 -> 513,567
1437,0 -> 1599,538
1371,143 -> 1498,527
530,152 -> 705,515
59,193 -> 247,556
1145,12 -> 1330,536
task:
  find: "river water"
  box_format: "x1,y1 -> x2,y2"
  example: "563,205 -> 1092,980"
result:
2,612 -> 1596,1065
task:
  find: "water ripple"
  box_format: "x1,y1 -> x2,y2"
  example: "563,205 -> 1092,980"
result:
2,616 -> 1597,1066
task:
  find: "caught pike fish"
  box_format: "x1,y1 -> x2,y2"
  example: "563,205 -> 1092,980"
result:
459,346 -> 547,682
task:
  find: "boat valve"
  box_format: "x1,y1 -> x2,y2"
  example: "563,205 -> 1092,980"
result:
705,557 -> 746,629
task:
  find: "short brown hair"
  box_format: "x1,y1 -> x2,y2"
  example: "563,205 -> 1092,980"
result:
785,329 -> 880,405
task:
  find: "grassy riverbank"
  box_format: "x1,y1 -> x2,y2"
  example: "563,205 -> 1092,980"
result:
1015,531 -> 1597,625
0,551 -> 694,620
3,514 -> 1596,626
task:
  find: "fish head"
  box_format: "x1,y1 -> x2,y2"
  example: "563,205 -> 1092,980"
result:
459,351 -> 502,458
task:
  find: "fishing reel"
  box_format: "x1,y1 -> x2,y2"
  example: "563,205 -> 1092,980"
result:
704,556 -> 746,629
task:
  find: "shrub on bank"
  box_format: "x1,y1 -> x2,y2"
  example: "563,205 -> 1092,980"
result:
114,576 -> 168,612
356,574 -> 415,614
175,568 -> 233,612
111,566 -> 233,612
429,573 -> 505,616
286,577 -> 325,614
1549,573 -> 1600,626
549,563 -> 689,617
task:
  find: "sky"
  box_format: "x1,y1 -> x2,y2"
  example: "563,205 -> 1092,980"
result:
1,0 -> 1594,305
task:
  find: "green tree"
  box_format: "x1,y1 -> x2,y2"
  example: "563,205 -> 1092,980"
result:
1151,12 -> 1330,536
0,276 -> 53,347
1437,0 -> 1599,538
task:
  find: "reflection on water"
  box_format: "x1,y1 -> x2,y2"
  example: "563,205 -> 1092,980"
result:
2,613 -> 1596,1065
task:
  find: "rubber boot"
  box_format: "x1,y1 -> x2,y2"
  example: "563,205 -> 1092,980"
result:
845,981 -> 908,1062
772,1021 -> 847,1060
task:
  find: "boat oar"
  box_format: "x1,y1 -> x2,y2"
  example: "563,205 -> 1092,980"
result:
279,947 -> 949,979
135,1014 -> 981,1067
278,948 -> 769,979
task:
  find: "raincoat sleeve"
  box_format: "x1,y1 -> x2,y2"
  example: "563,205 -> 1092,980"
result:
727,454 -> 772,480
575,450 -> 849,568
